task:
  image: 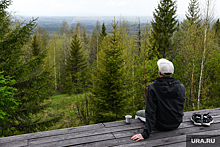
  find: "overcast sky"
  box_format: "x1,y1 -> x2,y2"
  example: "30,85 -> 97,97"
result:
6,0 -> 220,18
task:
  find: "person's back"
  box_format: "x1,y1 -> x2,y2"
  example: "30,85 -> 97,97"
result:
131,58 -> 185,141
151,76 -> 185,130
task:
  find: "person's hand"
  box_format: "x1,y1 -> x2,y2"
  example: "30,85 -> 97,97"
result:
131,134 -> 144,141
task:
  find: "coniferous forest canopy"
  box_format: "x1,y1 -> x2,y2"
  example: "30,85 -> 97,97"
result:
1,0 -> 220,137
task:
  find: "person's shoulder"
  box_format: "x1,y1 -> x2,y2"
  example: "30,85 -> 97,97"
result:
173,78 -> 185,89
180,83 -> 185,89
148,82 -> 155,91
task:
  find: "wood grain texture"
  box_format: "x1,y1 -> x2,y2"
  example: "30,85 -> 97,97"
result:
0,108 -> 220,147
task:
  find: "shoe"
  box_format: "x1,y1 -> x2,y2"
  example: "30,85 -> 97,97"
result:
135,115 -> 146,122
191,113 -> 202,125
135,110 -> 146,122
202,113 -> 214,126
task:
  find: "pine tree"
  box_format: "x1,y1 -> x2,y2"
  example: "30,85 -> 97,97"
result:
0,0 -> 59,136
91,19 -> 129,123
151,0 -> 178,58
186,0 -> 201,25
99,22 -> 107,42
64,33 -> 87,94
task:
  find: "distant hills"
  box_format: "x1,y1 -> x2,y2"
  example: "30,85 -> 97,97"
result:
19,16 -> 184,35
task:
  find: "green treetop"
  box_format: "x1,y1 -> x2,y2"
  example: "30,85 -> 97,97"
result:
91,19 -> 129,123
151,0 -> 178,58
99,22 -> 107,41
64,33 -> 87,94
186,0 -> 201,25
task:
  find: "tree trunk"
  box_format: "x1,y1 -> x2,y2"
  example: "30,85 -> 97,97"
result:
191,40 -> 196,110
198,0 -> 209,110
132,37 -> 135,106
54,46 -> 57,91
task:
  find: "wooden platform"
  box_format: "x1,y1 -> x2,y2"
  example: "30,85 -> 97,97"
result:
0,108 -> 220,147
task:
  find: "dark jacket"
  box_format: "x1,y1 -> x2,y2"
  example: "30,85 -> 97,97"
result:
141,77 -> 185,139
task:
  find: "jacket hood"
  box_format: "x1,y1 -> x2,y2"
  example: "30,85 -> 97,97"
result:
153,77 -> 181,99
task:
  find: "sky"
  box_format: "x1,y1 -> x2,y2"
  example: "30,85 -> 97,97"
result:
6,0 -> 220,18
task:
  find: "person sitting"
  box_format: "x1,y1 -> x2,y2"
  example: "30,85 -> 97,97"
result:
131,58 -> 185,141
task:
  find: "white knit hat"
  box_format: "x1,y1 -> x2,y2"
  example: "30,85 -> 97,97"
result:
157,58 -> 174,76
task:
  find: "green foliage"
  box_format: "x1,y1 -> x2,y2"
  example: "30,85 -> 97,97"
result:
91,20 -> 129,123
133,58 -> 159,110
146,36 -> 161,60
99,22 -> 107,42
0,0 -> 59,136
0,71 -> 18,137
172,20 -> 203,111
64,33 -> 87,94
1,0 -> 220,137
63,72 -> 75,95
212,19 -> 220,47
75,92 -> 93,125
151,0 -> 178,58
203,53 -> 220,107
185,0 -> 201,24
89,21 -> 101,66
31,33 -> 41,57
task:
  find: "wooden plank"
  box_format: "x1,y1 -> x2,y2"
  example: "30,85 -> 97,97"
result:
28,122 -> 144,145
156,142 -> 186,147
183,108 -> 220,118
29,113 -> 220,146
27,133 -> 114,147
116,135 -> 185,147
0,139 -> 27,147
115,128 -> 220,147
72,136 -> 137,147
180,114 -> 220,129
114,120 -> 220,140
0,108 -> 219,147
0,123 -> 105,144
74,121 -> 220,147
110,128 -> 144,139
183,110 -> 220,122
74,135 -> 185,147
103,119 -> 142,128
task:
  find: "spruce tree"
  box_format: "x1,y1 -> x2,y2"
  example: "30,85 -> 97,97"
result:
99,22 -> 107,42
64,33 -> 87,94
91,20 -> 128,123
151,0 -> 178,58
0,0 -> 59,136
186,0 -> 201,25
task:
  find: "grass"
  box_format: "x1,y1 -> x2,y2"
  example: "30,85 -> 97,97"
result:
34,92 -> 92,131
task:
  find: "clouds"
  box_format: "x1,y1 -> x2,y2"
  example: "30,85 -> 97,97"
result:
118,2 -> 127,6
106,1 -> 127,6
6,0 -> 220,17
79,0 -> 89,5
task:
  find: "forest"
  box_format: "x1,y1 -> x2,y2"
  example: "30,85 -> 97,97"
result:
1,0 -> 220,137
20,16 -> 154,34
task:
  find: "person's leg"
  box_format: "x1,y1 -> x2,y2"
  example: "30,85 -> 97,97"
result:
135,110 -> 146,122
